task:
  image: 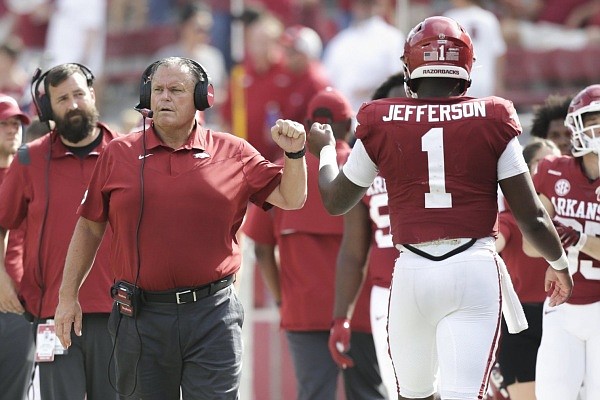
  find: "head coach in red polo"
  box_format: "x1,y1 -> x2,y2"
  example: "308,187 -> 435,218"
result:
53,57 -> 307,400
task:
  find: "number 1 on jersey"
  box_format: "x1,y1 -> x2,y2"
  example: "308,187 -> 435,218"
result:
422,128 -> 452,208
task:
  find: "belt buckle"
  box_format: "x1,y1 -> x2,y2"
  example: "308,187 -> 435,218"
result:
175,289 -> 197,304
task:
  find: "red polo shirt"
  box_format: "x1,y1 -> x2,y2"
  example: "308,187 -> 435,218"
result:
79,122 -> 282,291
0,124 -> 119,318
243,141 -> 374,333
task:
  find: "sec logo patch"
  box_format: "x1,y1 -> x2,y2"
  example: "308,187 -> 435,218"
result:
554,179 -> 571,197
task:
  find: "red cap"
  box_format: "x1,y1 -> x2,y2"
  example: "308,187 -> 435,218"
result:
306,87 -> 353,124
0,94 -> 30,124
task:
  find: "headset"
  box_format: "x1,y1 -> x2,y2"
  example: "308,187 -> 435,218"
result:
30,63 -> 95,123
136,57 -> 214,113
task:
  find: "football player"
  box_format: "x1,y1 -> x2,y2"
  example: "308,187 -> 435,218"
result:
529,84 -> 600,400
308,16 -> 573,400
328,72 -> 405,400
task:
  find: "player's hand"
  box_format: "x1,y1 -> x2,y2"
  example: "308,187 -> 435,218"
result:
0,268 -> 24,314
271,119 -> 306,154
552,220 -> 582,249
54,297 -> 83,349
308,122 -> 336,158
544,267 -> 573,307
328,317 -> 354,369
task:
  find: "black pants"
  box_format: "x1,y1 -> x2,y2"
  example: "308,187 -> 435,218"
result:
0,313 -> 34,400
497,302 -> 543,385
108,286 -> 243,400
286,330 -> 386,400
38,313 -> 117,400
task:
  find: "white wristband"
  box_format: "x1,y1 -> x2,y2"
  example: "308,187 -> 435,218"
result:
319,145 -> 337,171
573,232 -> 588,251
548,252 -> 569,271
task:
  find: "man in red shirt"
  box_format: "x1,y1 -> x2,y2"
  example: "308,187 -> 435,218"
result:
0,94 -> 34,400
54,57 -> 306,400
0,64 -> 119,399
530,84 -> 600,400
308,16 -> 572,400
243,87 -> 385,400
279,25 -> 330,124
221,12 -> 290,161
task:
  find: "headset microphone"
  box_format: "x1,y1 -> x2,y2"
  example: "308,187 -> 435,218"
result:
30,68 -> 43,117
134,107 -> 153,119
31,68 -> 42,84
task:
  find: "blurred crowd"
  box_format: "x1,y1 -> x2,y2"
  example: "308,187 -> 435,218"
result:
1,0 -> 600,134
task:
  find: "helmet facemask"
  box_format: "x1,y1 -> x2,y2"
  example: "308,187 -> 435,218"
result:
566,104 -> 600,157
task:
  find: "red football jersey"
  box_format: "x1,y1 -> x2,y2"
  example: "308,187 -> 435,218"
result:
534,156 -> 600,305
355,96 -> 521,244
362,175 -> 398,288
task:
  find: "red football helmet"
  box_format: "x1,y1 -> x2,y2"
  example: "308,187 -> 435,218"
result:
565,84 -> 600,156
401,16 -> 475,98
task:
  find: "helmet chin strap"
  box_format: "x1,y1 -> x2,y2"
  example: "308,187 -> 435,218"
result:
591,142 -> 600,200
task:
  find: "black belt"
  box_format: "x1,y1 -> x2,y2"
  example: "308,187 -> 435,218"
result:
142,275 -> 235,304
403,239 -> 477,261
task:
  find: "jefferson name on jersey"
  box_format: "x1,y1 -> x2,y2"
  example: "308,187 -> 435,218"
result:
382,100 -> 486,122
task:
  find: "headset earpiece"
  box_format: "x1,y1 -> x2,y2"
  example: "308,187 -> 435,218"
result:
31,63 -> 95,122
137,58 -> 214,113
137,62 -> 156,111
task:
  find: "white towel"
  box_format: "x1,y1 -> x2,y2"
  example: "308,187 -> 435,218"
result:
498,258 -> 529,333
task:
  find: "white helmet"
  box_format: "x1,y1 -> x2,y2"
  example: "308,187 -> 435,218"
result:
565,84 -> 600,156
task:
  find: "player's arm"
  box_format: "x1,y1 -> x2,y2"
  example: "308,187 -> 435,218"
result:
521,193 -> 553,258
498,138 -> 572,305
500,173 -> 572,306
575,234 -> 600,260
333,201 -> 372,319
500,174 -> 563,261
521,193 -> 600,260
329,201 -> 372,369
242,206 -> 281,305
308,123 -> 371,215
253,242 -> 281,305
